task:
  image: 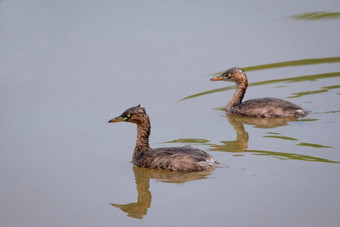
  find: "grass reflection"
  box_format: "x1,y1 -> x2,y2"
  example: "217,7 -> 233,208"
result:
110,165 -> 214,219
297,142 -> 332,148
164,138 -> 210,144
300,119 -> 318,122
290,11 -> 340,20
288,85 -> 340,98
209,56 -> 340,75
325,109 -> 340,114
263,135 -> 298,141
264,133 -> 332,148
249,150 -> 338,163
163,114 -> 338,163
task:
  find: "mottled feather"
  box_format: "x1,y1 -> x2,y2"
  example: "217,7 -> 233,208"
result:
211,67 -> 308,118
109,105 -> 216,172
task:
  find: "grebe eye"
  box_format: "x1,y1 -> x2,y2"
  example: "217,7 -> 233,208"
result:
127,114 -> 131,118
228,73 -> 231,77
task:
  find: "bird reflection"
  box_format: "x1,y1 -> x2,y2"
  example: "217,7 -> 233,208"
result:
209,114 -> 339,163
163,115 -> 336,162
227,114 -> 301,129
110,165 -> 214,219
209,114 -> 299,153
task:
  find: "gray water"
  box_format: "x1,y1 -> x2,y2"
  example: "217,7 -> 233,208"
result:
1,0 -> 340,226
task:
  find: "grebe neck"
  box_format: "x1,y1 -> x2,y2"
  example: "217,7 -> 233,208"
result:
227,79 -> 248,111
134,116 -> 151,154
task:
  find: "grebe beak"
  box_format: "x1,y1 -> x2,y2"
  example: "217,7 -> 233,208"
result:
108,116 -> 125,123
210,76 -> 224,81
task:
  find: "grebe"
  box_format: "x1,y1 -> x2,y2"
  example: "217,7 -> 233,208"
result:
108,105 -> 215,171
210,67 -> 308,118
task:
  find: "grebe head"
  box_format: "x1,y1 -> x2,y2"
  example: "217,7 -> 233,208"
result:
108,105 -> 147,124
210,67 -> 246,84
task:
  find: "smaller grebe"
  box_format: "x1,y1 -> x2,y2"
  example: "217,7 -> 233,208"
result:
108,105 -> 215,171
210,67 -> 308,118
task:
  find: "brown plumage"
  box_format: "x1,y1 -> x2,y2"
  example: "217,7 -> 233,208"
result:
108,105 -> 215,171
210,67 -> 308,118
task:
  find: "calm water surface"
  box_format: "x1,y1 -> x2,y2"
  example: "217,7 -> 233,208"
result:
1,0 -> 340,226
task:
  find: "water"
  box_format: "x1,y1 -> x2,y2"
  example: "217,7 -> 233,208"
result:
1,0 -> 340,226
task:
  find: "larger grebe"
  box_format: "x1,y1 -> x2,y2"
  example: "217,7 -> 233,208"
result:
108,105 -> 215,171
210,67 -> 308,118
